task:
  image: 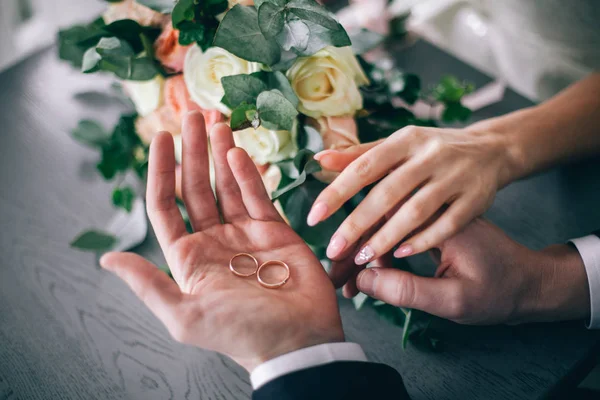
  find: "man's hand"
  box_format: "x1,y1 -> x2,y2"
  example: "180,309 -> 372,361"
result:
100,112 -> 344,372
355,219 -> 590,325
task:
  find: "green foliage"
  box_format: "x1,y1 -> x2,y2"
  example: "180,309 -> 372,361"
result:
171,0 -> 228,50
136,0 -> 176,13
71,120 -> 110,148
58,18 -> 160,70
82,37 -> 160,80
349,29 -> 384,55
222,71 -> 299,131
432,76 -> 474,122
70,230 -> 117,252
76,114 -> 146,180
214,0 -> 350,66
112,186 -> 136,212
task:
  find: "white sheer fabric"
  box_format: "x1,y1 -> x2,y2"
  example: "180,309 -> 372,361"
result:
393,0 -> 600,101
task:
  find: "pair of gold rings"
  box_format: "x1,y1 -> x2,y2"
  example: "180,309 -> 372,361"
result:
229,253 -> 290,289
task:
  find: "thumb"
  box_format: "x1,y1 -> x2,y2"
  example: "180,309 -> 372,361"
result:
356,267 -> 463,320
315,140 -> 384,172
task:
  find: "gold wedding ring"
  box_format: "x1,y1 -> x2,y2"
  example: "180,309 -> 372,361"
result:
257,260 -> 290,289
229,253 -> 259,277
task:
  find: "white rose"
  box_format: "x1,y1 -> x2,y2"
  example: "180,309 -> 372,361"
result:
184,45 -> 260,115
233,124 -> 298,165
123,75 -> 164,117
286,46 -> 369,118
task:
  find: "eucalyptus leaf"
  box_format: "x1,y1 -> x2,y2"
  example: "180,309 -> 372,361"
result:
230,103 -> 258,130
276,18 -> 310,52
287,0 -> 340,31
257,90 -> 298,131
214,5 -> 281,65
71,120 -> 110,148
252,71 -> 299,107
401,309 -> 413,349
296,19 -> 351,56
221,74 -> 268,108
349,28 -> 384,55
137,0 -> 175,13
70,230 -> 117,252
258,2 -> 286,39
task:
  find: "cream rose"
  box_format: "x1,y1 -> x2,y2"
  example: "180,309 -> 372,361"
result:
123,75 -> 164,117
184,45 -> 260,115
103,0 -> 165,27
233,124 -> 298,165
287,46 -> 369,118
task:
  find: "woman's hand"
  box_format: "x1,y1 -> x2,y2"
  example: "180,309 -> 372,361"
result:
307,125 -> 520,271
100,112 -> 344,372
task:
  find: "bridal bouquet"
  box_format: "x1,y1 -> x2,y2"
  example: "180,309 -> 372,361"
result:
59,0 -> 473,349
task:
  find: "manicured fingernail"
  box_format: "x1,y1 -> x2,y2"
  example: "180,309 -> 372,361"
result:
357,269 -> 377,296
313,149 -> 338,161
394,245 -> 414,258
327,235 -> 347,259
355,245 -> 375,265
307,202 -> 328,226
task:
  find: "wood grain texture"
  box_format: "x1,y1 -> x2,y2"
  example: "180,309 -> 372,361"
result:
0,40 -> 599,400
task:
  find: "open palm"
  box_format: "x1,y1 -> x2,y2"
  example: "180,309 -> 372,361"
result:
101,112 -> 343,371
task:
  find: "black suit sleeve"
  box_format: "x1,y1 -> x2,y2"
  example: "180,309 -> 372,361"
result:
252,361 -> 410,400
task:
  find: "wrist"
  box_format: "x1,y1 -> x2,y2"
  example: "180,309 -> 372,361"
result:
467,107 -> 539,187
516,244 -> 590,323
239,329 -> 345,373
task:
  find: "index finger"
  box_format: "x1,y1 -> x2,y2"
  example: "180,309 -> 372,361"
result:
307,137 -> 405,227
146,132 -> 188,254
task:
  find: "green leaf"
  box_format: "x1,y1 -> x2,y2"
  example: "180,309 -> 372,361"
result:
222,74 -> 269,108
276,17 -> 310,52
257,90 -> 298,131
352,292 -> 369,310
137,0 -> 175,13
433,75 -> 474,103
230,103 -> 258,130
350,28 -> 384,55
96,113 -> 143,180
82,37 -> 159,81
252,71 -> 299,107
401,308 -> 413,349
71,120 -> 110,148
258,2 -> 286,39
177,20 -> 206,46
112,186 -> 136,212
296,124 -> 323,153
172,0 -> 196,27
272,149 -> 320,198
70,230 -> 117,252
287,0 -> 340,31
297,19 -> 351,56
214,5 -> 281,65
442,102 -> 471,123
57,18 -> 107,68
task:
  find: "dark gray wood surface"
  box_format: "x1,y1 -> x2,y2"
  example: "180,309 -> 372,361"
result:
0,40 -> 599,400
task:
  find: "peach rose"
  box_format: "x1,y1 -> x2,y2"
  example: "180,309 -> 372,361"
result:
135,75 -> 224,144
103,0 -> 165,27
154,21 -> 191,73
312,115 -> 360,183
228,0 -> 254,7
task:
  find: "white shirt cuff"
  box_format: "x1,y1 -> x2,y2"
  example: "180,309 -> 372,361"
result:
570,235 -> 600,329
250,342 -> 367,389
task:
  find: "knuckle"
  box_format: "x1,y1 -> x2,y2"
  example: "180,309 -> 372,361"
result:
391,274 -> 416,307
351,157 -> 372,179
378,185 -> 398,207
398,125 -> 420,140
343,219 -> 364,238
405,201 -> 427,223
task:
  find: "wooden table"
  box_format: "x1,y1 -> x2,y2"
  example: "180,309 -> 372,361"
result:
1,40 -> 599,400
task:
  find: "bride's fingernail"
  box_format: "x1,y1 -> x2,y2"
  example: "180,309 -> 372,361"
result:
307,202 -> 328,226
313,150 -> 338,161
355,245 -> 375,265
394,245 -> 414,258
327,235 -> 347,259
